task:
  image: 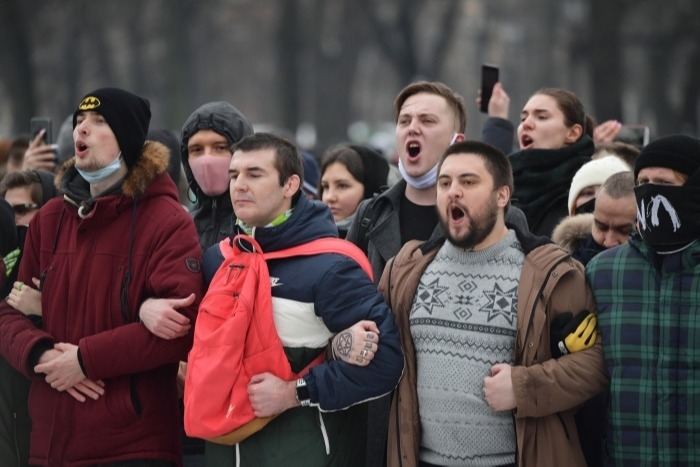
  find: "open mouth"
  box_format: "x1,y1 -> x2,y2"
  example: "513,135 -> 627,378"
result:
75,141 -> 88,155
450,205 -> 466,221
406,142 -> 421,159
520,135 -> 534,149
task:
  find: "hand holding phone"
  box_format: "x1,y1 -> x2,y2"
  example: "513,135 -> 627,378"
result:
479,64 -> 500,113
26,117 -> 59,171
30,117 -> 52,144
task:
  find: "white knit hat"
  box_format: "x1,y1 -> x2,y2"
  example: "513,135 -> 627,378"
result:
568,155 -> 631,215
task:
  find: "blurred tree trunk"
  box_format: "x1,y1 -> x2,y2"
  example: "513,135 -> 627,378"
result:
277,0 -> 302,135
358,0 -> 460,83
310,0 -> 363,151
679,2 -> 700,134
587,0 -> 624,122
161,0 -> 197,131
0,0 -> 35,134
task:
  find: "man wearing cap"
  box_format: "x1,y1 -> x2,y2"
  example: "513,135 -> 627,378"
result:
0,87 -> 204,465
586,134 -> 700,465
181,101 -> 254,250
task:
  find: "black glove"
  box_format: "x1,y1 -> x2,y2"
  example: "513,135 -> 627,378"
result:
550,311 -> 597,358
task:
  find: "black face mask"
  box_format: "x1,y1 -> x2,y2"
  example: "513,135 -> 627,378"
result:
634,183 -> 700,253
574,197 -> 596,215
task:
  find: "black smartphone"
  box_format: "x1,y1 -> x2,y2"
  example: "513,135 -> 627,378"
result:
30,117 -> 52,144
615,124 -> 650,149
480,64 -> 500,113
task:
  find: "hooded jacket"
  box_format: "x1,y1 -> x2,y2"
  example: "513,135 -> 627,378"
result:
0,142 -> 204,466
202,194 -> 404,466
181,102 -> 254,250
380,225 -> 608,467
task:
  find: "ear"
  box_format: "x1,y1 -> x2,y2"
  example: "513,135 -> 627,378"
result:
564,124 -> 583,144
453,133 -> 466,144
283,174 -> 301,199
496,185 -> 511,208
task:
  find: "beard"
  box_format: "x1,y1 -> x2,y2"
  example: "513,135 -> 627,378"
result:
439,192 -> 499,250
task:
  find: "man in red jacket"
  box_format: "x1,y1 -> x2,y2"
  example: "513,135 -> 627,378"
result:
0,87 -> 204,466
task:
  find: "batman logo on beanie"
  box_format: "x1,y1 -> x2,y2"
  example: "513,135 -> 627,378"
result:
73,87 -> 151,170
78,97 -> 101,110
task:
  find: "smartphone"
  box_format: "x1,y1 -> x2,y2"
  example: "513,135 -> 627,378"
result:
614,124 -> 650,149
480,64 -> 500,113
30,117 -> 52,144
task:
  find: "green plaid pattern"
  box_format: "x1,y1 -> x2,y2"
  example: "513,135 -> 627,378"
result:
586,236 -> 700,466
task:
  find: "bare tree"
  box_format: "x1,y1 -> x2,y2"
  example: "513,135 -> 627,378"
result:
0,0 -> 36,134
357,0 -> 461,83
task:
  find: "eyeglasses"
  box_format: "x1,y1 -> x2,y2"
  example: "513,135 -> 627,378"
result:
11,203 -> 39,215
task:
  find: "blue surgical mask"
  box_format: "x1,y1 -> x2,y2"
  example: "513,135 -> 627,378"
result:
76,153 -> 124,184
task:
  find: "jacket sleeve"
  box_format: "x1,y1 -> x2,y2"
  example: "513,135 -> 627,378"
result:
510,268 -> 609,418
481,117 -> 515,155
0,213 -> 54,377
305,257 -> 404,411
78,208 -> 204,381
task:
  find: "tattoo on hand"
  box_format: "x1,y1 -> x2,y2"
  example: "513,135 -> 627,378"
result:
336,331 -> 353,358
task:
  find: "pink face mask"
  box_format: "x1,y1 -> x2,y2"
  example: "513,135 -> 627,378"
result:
189,155 -> 232,197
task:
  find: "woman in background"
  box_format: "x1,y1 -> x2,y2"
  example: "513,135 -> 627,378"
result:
509,88 -> 595,237
318,144 -> 389,238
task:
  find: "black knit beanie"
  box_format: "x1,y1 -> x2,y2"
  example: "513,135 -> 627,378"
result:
73,87 -> 151,170
349,145 -> 390,199
634,134 -> 700,185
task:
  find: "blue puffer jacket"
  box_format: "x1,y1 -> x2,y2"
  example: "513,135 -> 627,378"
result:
202,194 -> 404,466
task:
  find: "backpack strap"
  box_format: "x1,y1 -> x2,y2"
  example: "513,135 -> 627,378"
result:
355,197 -> 376,255
263,237 -> 373,281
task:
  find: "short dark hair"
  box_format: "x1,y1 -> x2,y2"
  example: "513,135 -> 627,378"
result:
394,81 -> 467,133
317,145 -> 364,200
232,133 -> 304,196
438,141 -> 514,209
0,170 -> 43,204
600,171 -> 634,199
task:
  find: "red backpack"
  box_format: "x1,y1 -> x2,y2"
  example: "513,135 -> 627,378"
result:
184,234 -> 373,445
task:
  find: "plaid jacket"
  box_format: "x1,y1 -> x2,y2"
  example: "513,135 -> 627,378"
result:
586,235 -> 700,466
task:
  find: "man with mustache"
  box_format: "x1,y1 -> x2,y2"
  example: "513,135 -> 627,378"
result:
380,140 -> 607,466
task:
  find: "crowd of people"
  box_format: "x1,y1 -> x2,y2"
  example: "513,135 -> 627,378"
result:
0,78 -> 698,467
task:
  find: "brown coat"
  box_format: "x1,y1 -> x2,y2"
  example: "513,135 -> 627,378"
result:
379,232 -> 608,467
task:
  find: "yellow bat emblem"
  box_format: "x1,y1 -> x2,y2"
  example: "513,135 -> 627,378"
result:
78,97 -> 101,110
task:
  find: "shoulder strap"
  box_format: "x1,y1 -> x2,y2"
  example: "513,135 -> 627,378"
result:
264,238 -> 373,281
356,197 -> 378,255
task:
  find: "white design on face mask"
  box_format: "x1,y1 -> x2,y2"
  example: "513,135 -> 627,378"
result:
638,195 -> 682,232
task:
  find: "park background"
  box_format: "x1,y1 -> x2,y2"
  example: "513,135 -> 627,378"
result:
1,0 -> 697,156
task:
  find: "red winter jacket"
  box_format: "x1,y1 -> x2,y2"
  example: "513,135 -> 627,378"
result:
0,142 -> 204,466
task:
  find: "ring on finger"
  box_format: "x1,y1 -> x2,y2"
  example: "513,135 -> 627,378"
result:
360,349 -> 368,358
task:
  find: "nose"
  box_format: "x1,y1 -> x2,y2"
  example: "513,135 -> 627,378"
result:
447,181 -> 462,199
322,187 -> 337,203
603,232 -> 620,248
520,115 -> 534,131
407,118 -> 421,134
75,119 -> 89,136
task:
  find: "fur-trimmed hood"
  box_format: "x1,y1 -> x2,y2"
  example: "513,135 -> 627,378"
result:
551,213 -> 594,254
56,140 -> 171,200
